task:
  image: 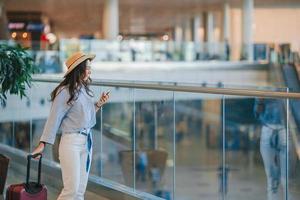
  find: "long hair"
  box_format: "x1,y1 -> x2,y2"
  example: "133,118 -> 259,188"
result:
50,59 -> 93,105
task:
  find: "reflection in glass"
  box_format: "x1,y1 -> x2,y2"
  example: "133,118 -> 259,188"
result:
254,98 -> 287,200
225,97 -> 289,200
134,89 -> 174,199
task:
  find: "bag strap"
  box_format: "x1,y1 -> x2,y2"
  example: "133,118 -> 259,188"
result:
26,153 -> 42,185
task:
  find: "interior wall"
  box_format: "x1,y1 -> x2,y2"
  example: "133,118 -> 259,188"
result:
230,8 -> 242,61
228,6 -> 300,60
253,8 -> 300,51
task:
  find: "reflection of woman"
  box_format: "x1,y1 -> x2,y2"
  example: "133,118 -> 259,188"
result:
32,52 -> 110,200
254,98 -> 287,200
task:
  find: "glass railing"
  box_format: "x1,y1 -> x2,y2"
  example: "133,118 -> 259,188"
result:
60,39 -> 229,62
1,76 -> 300,200
2,39 -> 298,65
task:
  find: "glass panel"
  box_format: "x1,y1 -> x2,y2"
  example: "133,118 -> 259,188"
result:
1,78 -> 298,200
1,93 -> 32,152
89,84 -> 104,177
0,82 -> 57,153
0,121 -> 13,146
175,92 -> 223,200
288,98 -> 300,200
225,97 -> 289,200
134,89 -> 175,199
0,92 -> 14,146
14,120 -> 31,152
94,86 -> 135,187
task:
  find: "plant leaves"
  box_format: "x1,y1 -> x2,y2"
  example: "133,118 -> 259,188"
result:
0,44 -> 38,106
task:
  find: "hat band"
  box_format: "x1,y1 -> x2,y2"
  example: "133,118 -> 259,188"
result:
67,54 -> 86,69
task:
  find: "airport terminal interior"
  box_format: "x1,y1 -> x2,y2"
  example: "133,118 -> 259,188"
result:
0,0 -> 300,200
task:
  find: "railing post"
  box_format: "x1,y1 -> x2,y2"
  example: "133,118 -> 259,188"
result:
100,95 -> 103,177
133,88 -> 136,190
29,88 -> 33,153
286,88 -> 289,200
154,102 -> 158,150
222,96 -> 226,200
173,91 -> 176,200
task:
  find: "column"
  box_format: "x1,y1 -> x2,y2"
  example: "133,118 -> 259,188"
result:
223,2 -> 230,41
193,15 -> 203,43
0,0 -> 8,39
206,12 -> 214,56
223,2 -> 231,60
174,24 -> 183,43
183,17 -> 193,61
242,0 -> 254,61
230,8 -> 242,61
193,14 -> 203,60
183,17 -> 192,42
102,0 -> 119,40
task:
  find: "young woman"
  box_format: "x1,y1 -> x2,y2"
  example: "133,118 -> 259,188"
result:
32,52 -> 110,200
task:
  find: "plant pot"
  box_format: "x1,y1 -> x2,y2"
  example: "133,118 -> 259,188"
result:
0,154 -> 9,195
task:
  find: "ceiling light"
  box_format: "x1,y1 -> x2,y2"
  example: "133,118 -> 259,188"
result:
22,32 -> 28,38
162,34 -> 169,41
11,32 -> 17,39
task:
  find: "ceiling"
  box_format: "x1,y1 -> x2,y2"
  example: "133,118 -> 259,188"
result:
4,0 -> 300,38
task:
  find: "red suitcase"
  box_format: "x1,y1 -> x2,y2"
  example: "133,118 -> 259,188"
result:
6,153 -> 47,200
0,154 -> 10,195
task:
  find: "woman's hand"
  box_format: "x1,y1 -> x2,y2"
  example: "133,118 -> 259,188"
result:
31,142 -> 45,159
96,91 -> 110,108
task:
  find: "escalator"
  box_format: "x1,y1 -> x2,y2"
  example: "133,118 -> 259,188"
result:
280,61 -> 300,159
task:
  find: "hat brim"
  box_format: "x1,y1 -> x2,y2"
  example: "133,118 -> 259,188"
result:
64,54 -> 96,77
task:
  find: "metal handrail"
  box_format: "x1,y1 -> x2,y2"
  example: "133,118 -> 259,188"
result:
32,75 -> 300,99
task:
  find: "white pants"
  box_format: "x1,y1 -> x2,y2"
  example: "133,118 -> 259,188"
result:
57,133 -> 92,200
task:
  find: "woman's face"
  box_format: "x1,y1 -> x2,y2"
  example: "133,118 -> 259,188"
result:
83,60 -> 91,81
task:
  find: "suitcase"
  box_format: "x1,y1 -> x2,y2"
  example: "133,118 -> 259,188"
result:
0,154 -> 10,195
5,153 -> 47,200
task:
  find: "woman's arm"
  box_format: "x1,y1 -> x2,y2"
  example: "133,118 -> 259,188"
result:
31,89 -> 71,157
40,88 -> 71,144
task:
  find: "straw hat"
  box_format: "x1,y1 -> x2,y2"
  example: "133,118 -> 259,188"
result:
64,52 -> 95,77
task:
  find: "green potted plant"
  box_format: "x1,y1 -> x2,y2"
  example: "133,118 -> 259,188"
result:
0,43 -> 38,195
0,43 -> 38,106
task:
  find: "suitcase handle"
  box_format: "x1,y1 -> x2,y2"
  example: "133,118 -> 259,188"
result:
26,153 -> 42,186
